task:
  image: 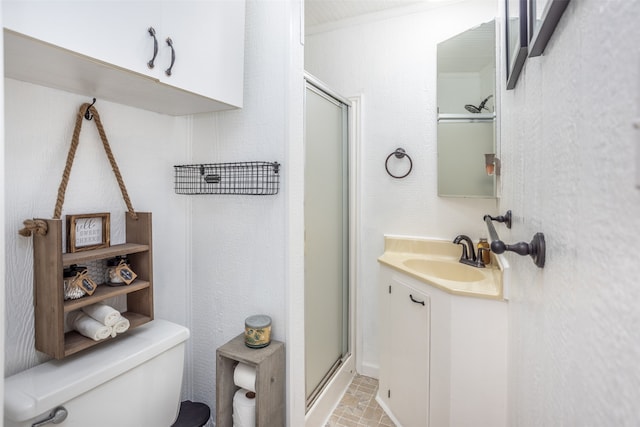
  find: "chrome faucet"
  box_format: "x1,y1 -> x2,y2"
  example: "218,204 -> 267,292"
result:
453,235 -> 485,268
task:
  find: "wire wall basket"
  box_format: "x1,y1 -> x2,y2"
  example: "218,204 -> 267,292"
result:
174,161 -> 280,195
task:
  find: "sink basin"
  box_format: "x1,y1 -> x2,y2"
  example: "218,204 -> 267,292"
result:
402,258 -> 485,282
377,236 -> 506,299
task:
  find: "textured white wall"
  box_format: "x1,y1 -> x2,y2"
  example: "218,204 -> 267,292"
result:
3,2 -> 306,426
0,21 -> 5,422
305,0 -> 498,375
187,1 -> 305,425
499,1 -> 640,424
3,81 -> 190,378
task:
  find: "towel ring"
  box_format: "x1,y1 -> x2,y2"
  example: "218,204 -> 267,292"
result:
385,148 -> 413,179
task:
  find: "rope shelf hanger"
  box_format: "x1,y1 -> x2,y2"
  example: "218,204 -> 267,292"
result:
19,99 -> 137,237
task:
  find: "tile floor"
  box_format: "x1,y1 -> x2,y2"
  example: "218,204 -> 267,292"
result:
325,375 -> 395,427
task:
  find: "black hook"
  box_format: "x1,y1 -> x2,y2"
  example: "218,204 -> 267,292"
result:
84,98 -> 97,121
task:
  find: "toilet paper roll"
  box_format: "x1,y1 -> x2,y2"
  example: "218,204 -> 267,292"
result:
233,363 -> 256,392
233,388 -> 256,427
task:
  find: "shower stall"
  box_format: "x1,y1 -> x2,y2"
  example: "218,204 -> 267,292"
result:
303,75 -> 352,417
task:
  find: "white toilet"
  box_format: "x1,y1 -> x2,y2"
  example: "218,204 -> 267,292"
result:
4,319 -> 190,427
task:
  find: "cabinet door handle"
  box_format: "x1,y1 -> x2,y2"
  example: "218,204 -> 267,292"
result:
147,27 -> 158,69
165,37 -> 175,76
409,294 -> 425,306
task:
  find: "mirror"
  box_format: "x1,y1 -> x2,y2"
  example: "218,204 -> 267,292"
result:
437,20 -> 497,198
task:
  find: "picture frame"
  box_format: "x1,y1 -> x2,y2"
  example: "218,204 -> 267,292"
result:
505,0 -> 528,90
67,213 -> 110,253
528,0 -> 570,57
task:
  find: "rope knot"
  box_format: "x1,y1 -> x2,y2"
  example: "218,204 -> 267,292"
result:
18,219 -> 48,237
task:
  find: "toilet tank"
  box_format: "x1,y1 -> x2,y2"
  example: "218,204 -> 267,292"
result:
4,319 -> 190,427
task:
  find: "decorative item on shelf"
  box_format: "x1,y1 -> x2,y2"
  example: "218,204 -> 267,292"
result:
173,162 -> 280,195
63,265 -> 87,300
63,265 -> 97,299
105,256 -> 137,286
385,147 -> 413,179
66,213 -> 110,253
244,315 -> 272,349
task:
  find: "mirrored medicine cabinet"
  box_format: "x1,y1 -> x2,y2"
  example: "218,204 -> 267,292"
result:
437,20 -> 497,198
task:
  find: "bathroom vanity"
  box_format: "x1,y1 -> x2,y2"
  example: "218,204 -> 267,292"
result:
377,236 -> 507,427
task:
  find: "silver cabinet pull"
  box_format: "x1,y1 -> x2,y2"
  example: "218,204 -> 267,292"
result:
165,37 -> 175,76
32,407 -> 68,427
147,27 -> 158,69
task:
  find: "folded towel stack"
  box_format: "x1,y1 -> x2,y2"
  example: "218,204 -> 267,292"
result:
68,303 -> 130,341
67,311 -> 111,341
82,303 -> 120,327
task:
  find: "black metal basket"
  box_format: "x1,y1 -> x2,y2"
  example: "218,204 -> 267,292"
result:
174,162 -> 280,195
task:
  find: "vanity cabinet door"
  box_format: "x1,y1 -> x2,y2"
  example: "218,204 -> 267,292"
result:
379,278 -> 430,427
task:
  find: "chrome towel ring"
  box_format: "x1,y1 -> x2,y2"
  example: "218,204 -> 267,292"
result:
385,148 -> 413,179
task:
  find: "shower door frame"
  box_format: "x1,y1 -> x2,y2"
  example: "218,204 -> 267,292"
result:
303,73 -> 358,421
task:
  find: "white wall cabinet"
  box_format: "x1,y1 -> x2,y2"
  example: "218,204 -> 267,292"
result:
3,0 -> 245,115
378,266 -> 508,427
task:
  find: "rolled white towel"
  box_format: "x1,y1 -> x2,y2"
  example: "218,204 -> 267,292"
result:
112,315 -> 130,336
68,311 -> 112,341
82,303 -> 120,327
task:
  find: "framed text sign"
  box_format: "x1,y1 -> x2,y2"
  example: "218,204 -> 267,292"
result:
67,213 -> 110,253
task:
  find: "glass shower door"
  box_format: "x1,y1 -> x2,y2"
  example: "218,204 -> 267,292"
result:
304,81 -> 349,407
